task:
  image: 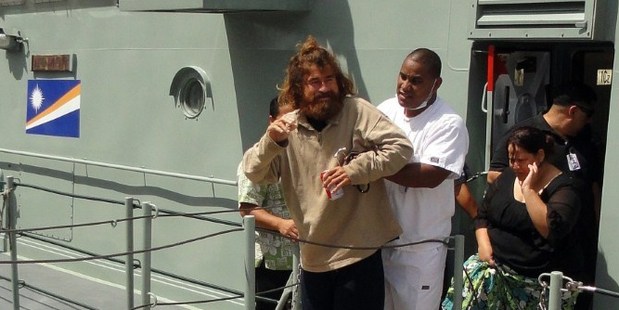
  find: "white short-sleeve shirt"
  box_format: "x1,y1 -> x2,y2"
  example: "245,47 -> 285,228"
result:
377,96 -> 469,251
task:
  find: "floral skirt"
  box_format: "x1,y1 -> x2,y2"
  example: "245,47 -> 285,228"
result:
442,254 -> 578,310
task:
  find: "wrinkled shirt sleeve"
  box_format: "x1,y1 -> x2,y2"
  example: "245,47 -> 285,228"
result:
243,134 -> 284,184
342,113 -> 413,185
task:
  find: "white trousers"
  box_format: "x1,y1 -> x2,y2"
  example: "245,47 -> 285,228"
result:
382,245 -> 447,310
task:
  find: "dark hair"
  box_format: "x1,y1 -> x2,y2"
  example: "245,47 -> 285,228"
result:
552,82 -> 597,116
278,35 -> 355,109
506,126 -> 555,158
407,48 -> 442,78
269,97 -> 279,118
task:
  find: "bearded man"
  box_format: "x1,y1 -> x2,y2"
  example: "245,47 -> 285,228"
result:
243,36 -> 413,310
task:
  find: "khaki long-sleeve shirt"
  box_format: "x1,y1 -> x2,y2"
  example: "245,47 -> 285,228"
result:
244,97 -> 413,272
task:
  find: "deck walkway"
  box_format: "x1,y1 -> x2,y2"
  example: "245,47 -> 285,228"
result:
0,252 -> 196,310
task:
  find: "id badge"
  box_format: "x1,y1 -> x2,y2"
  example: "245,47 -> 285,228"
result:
567,153 -> 581,171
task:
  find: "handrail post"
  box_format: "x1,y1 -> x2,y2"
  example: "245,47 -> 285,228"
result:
126,197 -> 135,309
6,176 -> 20,310
141,202 -> 153,310
244,215 -> 255,310
292,243 -> 301,310
548,271 -> 562,310
453,235 -> 465,310
0,169 -> 5,252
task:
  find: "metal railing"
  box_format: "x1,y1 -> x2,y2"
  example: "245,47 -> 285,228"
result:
0,148 -> 236,186
1,175 -> 255,309
0,148 -> 472,309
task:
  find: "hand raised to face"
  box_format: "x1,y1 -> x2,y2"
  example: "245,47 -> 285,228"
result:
267,115 -> 297,143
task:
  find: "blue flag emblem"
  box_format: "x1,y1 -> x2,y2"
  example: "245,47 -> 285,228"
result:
26,80 -> 81,138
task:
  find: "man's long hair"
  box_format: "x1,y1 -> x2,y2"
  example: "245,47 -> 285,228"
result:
278,36 -> 355,109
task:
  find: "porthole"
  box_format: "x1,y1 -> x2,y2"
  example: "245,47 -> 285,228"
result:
169,66 -> 211,119
179,78 -> 205,118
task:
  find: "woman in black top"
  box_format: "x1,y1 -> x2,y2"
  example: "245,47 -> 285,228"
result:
443,126 -> 583,309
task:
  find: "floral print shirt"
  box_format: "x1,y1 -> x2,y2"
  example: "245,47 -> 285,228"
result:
238,164 -> 293,270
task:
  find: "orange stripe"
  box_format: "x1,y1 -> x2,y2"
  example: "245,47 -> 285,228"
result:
27,84 -> 81,126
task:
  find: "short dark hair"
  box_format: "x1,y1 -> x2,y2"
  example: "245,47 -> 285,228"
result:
552,82 -> 597,116
506,126 -> 555,158
407,48 -> 442,78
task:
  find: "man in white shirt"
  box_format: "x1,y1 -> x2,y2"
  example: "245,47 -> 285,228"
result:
377,48 -> 469,310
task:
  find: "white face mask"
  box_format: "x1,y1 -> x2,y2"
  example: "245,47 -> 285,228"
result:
406,79 -> 438,111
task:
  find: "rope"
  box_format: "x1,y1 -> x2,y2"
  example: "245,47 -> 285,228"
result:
0,179 -> 253,309
256,226 -> 448,250
2,176 -> 459,310
10,179 -> 450,252
11,181 -> 243,229
15,182 -> 127,206
156,209 -> 242,227
562,278 -> 619,298
129,281 -> 303,309
466,170 -> 488,183
577,285 -> 619,298
0,214 -> 154,234
0,274 -> 97,310
131,294 -> 243,309
0,228 -> 242,265
536,272 -> 619,309
0,208 -> 243,234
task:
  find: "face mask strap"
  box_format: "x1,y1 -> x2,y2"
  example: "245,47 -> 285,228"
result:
407,78 -> 437,111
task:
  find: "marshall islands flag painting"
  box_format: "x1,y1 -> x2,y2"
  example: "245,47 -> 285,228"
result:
26,80 -> 81,138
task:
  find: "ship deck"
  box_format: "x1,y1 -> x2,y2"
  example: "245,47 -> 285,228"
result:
0,252 -> 190,310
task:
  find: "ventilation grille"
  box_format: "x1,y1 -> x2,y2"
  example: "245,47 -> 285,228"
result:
469,0 -> 598,40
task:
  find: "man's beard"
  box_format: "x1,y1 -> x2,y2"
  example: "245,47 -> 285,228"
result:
300,92 -> 343,121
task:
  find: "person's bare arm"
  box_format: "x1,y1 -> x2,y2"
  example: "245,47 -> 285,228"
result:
520,163 -> 549,238
385,163 -> 451,188
240,203 -> 298,239
476,228 -> 495,265
455,182 -> 478,218
487,170 -> 501,184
